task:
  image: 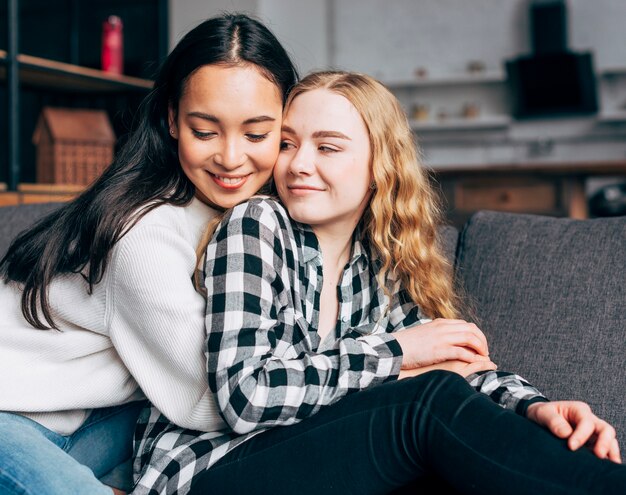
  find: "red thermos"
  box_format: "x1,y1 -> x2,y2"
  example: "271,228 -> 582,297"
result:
101,15 -> 123,74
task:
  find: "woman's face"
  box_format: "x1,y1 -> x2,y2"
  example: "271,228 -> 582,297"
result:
274,88 -> 372,234
170,63 -> 282,209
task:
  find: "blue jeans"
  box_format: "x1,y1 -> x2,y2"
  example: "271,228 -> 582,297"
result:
0,401 -> 145,495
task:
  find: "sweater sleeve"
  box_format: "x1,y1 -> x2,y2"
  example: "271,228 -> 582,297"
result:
105,219 -> 225,432
206,201 -> 402,435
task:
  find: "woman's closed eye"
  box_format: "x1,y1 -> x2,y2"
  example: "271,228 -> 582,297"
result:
319,144 -> 340,153
192,129 -> 217,140
246,132 -> 270,142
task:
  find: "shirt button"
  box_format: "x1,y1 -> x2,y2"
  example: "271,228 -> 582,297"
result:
342,316 -> 349,323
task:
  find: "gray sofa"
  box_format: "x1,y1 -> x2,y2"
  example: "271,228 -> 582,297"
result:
1,203 -> 625,450
453,210 -> 626,448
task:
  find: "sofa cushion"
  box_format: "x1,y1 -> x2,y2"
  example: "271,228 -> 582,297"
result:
456,210 -> 626,445
0,203 -> 62,259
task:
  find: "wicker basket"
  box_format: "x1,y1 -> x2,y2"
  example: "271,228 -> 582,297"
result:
32,107 -> 115,185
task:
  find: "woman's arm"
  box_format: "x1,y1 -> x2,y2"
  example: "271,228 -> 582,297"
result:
106,219 -> 224,432
205,201 -> 403,435
398,359 -> 497,379
386,292 -> 548,415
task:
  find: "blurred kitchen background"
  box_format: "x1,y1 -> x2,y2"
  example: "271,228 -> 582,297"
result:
2,0 -> 626,225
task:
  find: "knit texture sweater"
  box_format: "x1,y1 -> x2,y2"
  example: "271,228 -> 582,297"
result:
0,198 -> 227,435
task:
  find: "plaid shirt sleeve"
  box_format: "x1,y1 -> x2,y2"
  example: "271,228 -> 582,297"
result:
205,200 -> 403,435
385,283 -> 548,416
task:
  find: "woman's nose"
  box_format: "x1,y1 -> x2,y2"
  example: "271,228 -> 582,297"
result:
215,138 -> 246,170
288,146 -> 315,175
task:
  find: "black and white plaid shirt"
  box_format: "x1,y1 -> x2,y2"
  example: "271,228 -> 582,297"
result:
132,197 -> 546,495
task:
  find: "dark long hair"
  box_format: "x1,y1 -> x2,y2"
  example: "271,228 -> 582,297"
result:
0,13 -> 298,330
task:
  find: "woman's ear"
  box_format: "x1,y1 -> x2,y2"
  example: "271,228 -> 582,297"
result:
168,105 -> 178,139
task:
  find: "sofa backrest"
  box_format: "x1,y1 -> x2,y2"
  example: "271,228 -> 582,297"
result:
439,224 -> 459,266
0,203 -> 62,259
1,204 -> 460,262
456,210 -> 626,445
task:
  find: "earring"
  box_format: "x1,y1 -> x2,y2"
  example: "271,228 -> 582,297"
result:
169,128 -> 175,135
369,182 -> 376,190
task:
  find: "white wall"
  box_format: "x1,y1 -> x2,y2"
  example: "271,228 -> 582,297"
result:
256,0 -> 330,74
167,0 -> 626,171
169,0 -> 626,75
333,0 -> 527,80
169,0 -> 258,47
169,0 -> 328,74
331,0 -> 626,78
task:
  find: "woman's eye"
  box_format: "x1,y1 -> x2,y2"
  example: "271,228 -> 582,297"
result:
280,140 -> 295,151
192,130 -> 216,140
246,133 -> 269,142
319,145 -> 339,153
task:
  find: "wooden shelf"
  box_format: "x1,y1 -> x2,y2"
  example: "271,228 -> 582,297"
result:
0,50 -> 153,92
0,182 -> 84,205
410,115 -> 511,132
384,71 -> 506,89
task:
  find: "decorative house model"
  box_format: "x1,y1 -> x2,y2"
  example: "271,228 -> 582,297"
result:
32,107 -> 115,185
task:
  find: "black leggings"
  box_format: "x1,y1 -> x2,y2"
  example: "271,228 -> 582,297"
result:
192,371 -> 626,494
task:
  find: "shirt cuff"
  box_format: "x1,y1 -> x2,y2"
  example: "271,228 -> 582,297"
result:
357,332 -> 403,381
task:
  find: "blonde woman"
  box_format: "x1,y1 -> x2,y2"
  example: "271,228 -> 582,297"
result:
134,71 -> 624,495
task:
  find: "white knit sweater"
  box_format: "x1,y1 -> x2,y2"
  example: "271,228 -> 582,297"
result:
0,198 -> 227,435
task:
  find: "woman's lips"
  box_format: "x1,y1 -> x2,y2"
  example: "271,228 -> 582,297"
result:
210,173 -> 250,190
287,185 -> 324,195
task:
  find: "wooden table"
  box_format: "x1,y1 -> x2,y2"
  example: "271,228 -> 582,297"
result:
431,161 -> 626,227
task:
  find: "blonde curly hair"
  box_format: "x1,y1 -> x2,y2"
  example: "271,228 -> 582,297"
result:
285,71 -> 459,319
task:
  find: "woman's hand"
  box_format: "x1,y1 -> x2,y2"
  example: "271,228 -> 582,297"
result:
398,358 -> 497,379
526,401 -> 622,463
393,318 -> 490,369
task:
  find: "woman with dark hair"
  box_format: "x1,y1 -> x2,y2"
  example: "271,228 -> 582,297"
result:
0,13 -> 297,495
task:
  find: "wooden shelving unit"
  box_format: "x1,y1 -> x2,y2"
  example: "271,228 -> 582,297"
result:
1,0 -> 165,194
0,50 -> 153,93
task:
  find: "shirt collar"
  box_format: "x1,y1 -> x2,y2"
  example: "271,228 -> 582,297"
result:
350,234 -> 368,268
294,221 -> 370,269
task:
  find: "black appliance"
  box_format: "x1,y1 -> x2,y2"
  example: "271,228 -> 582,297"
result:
589,183 -> 626,217
506,0 -> 598,118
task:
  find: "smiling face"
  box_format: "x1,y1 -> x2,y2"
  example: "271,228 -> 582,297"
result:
274,89 -> 372,235
169,63 -> 283,209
